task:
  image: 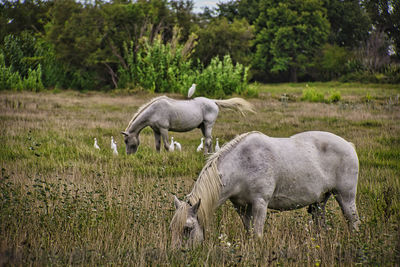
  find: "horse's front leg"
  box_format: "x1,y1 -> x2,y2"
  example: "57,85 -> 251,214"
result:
252,198 -> 268,238
232,201 -> 252,233
153,130 -> 161,152
159,128 -> 170,151
201,123 -> 213,154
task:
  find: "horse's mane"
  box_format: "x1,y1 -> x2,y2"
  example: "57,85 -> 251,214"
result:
183,131 -> 261,227
125,96 -> 169,132
170,131 -> 261,245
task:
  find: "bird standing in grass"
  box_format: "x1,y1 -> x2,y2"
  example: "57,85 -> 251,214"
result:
174,140 -> 181,151
169,137 -> 175,152
187,83 -> 196,98
215,138 -> 220,152
94,138 -> 100,150
111,136 -> 118,155
196,137 -> 204,152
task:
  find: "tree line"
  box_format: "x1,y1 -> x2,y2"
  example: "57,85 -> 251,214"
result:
0,0 -> 399,94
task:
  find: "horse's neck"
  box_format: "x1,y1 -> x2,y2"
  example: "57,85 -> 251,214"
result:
127,112 -> 149,135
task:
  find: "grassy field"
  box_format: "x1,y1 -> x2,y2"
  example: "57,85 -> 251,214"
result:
1,82 -> 399,265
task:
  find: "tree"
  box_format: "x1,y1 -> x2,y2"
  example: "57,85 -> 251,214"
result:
169,0 -> 196,41
0,0 -> 52,42
194,17 -> 254,66
45,0 -> 176,89
323,0 -> 371,48
217,0 -> 260,24
254,0 -> 330,82
363,0 -> 400,58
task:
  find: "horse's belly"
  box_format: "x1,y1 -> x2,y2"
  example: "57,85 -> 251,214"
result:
169,118 -> 202,132
169,113 -> 203,131
268,183 -> 329,210
268,195 -> 318,210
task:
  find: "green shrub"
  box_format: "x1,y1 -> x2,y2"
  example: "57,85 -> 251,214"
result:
313,44 -> 350,81
195,55 -> 249,98
301,86 -> 325,102
328,89 -> 341,103
118,30 -> 197,94
340,63 -> 400,84
0,52 -> 23,90
118,30 -> 250,98
22,64 -> 44,91
242,86 -> 259,98
34,39 -> 70,89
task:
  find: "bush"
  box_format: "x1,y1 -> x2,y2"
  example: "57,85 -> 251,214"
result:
195,55 -> 249,98
340,64 -> 400,84
301,86 -> 325,102
328,89 -> 341,103
301,86 -> 342,103
118,30 -> 197,94
312,44 -> 350,81
34,39 -> 70,89
22,64 -> 44,91
0,52 -> 22,90
118,30 -> 250,98
0,51 -> 45,91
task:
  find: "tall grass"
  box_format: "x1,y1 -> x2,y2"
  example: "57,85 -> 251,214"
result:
0,84 -> 399,265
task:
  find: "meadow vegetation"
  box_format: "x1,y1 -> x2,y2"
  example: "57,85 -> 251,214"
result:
0,83 -> 399,265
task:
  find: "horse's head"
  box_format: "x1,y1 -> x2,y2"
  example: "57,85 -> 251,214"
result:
121,131 -> 139,154
170,196 -> 203,248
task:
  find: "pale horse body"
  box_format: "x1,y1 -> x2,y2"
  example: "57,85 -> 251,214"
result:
121,96 -> 254,154
171,131 -> 360,247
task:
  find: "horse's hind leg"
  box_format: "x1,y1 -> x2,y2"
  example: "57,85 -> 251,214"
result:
335,189 -> 360,231
308,192 -> 331,228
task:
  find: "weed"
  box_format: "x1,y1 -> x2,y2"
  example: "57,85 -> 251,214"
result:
328,90 -> 341,103
301,86 -> 325,102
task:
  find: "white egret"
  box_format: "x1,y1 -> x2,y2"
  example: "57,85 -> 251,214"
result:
169,137 -> 175,152
94,138 -> 100,150
196,137 -> 204,152
174,141 -> 181,151
111,136 -> 118,155
187,83 -> 196,98
215,138 -> 220,152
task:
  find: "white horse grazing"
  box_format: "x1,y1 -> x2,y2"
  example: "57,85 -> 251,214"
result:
170,131 -> 360,248
121,96 -> 254,154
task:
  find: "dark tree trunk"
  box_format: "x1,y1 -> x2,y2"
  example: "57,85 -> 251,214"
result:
290,66 -> 298,82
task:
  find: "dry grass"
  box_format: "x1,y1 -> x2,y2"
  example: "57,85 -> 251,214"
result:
0,83 -> 399,265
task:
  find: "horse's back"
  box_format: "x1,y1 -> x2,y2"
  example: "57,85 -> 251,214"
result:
149,97 -> 218,131
218,131 -> 359,210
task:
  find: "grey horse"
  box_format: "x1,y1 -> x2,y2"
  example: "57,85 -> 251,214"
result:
170,131 -> 360,247
121,96 -> 254,154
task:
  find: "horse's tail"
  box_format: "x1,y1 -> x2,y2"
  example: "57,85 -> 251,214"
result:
213,98 -> 255,116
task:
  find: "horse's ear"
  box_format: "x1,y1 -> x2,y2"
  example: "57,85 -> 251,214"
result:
192,199 -> 201,214
121,131 -> 129,137
173,195 -> 182,209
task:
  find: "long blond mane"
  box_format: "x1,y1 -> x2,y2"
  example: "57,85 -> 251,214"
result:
125,96 -> 168,131
171,132 -> 260,232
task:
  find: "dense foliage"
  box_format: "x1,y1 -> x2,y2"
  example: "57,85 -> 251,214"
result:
0,0 -> 399,94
